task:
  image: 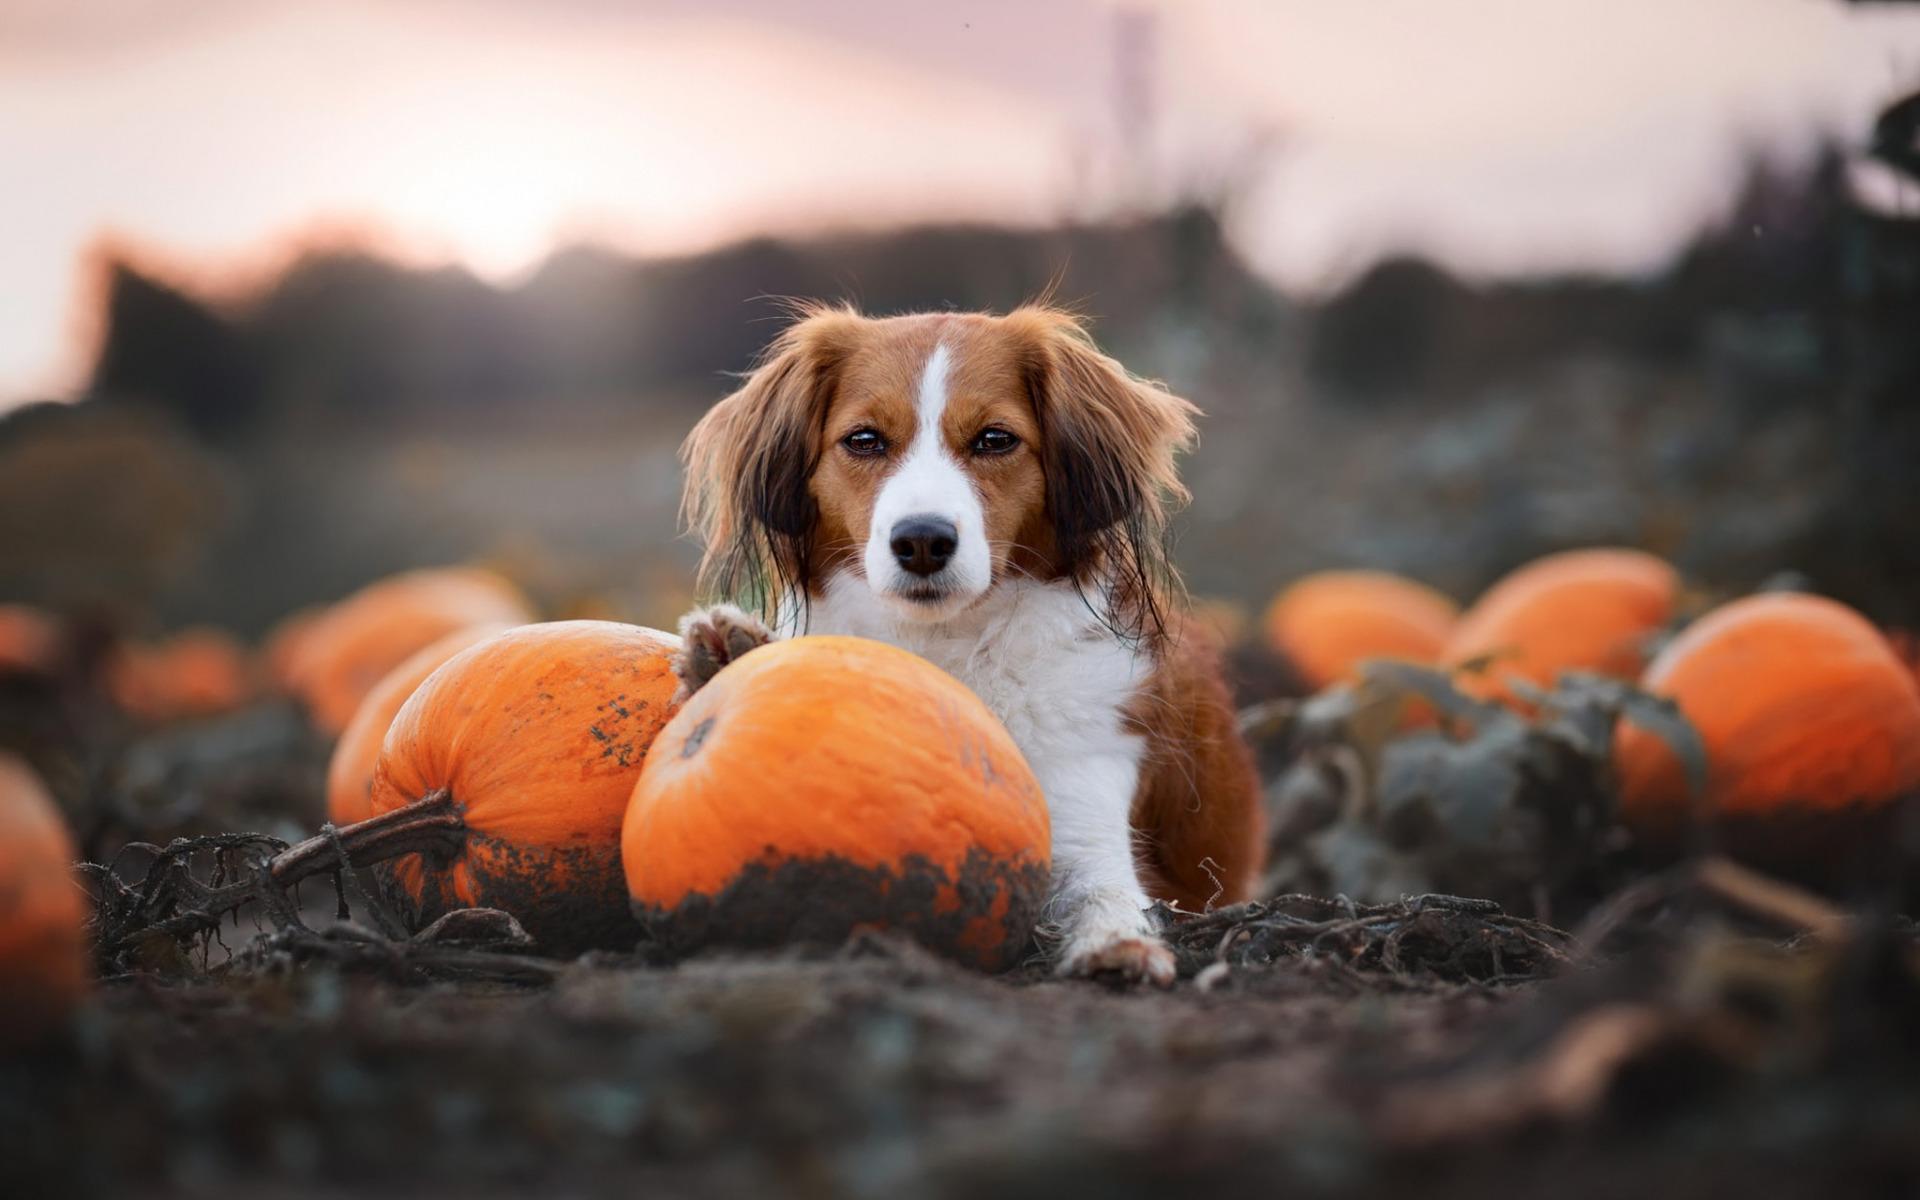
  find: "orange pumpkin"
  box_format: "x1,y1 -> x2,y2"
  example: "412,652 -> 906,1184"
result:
0,754 -> 88,1045
106,626 -> 253,723
0,605 -> 62,677
623,636 -> 1051,970
1262,570 -> 1459,690
290,567 -> 536,734
368,621 -> 680,955
1615,593 -> 1920,856
1445,548 -> 1677,706
1888,628 -> 1920,687
260,606 -> 324,695
325,622 -> 517,827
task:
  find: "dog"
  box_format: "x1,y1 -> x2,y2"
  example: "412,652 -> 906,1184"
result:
671,304 -> 1265,984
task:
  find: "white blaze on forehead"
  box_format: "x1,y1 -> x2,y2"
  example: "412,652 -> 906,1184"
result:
861,339 -> 993,614
916,341 -> 953,436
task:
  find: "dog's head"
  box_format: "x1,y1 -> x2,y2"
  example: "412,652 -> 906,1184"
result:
682,305 -> 1196,636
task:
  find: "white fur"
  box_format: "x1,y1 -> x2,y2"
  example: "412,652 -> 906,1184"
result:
860,343 -> 993,620
793,570 -> 1162,968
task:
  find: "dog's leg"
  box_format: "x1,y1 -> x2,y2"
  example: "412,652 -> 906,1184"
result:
1038,752 -> 1176,987
672,603 -> 774,702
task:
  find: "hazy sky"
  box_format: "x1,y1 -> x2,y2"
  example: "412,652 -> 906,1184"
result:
2,0 -> 1916,403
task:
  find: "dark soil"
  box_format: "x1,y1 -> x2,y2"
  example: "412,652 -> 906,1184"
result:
6,897 -> 1918,1199
6,698 -> 1918,1199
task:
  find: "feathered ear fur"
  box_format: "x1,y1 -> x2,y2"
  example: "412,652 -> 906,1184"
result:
681,304 -> 863,617
1009,305 -> 1198,641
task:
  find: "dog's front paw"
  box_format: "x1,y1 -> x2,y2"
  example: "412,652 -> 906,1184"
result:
1057,931 -> 1177,988
672,603 -> 773,702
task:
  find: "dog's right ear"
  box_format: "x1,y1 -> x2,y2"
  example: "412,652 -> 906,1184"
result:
682,305 -> 863,604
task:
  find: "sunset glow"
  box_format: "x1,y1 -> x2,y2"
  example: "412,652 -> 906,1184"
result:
2,0 -> 1916,404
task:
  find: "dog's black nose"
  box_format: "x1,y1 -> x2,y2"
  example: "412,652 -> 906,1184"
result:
890,516 -> 958,577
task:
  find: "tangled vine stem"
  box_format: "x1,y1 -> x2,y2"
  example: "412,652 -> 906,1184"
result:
267,789 -> 464,890
85,790 -> 466,966
1159,892 -> 1575,985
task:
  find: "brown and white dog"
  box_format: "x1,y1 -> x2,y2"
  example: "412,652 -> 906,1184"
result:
672,304 -> 1264,984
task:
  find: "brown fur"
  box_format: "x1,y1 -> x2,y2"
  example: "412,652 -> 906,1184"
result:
1127,617 -> 1268,910
682,304 -> 1198,639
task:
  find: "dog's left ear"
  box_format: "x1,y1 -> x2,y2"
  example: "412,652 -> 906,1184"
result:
1014,308 -> 1198,576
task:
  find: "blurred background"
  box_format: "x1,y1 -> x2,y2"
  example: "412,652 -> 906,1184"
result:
3,0 -> 1918,637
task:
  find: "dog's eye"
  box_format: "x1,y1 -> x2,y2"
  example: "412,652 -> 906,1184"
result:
842,429 -> 887,456
970,427 -> 1020,455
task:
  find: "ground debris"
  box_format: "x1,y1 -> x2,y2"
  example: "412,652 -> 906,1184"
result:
1371,861 -> 1920,1149
1159,891 -> 1573,986
78,792 -> 516,982
230,914 -> 565,985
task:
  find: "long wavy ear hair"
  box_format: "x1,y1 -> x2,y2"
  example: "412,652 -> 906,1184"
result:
1007,305 -> 1198,644
681,304 -> 863,624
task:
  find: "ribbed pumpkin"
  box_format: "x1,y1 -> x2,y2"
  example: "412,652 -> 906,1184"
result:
0,605 -> 62,677
290,567 -> 536,734
368,621 -> 679,955
106,626 -> 254,723
1615,593 -> 1920,855
0,754 -> 88,1045
1445,548 -> 1677,706
325,622 -> 517,827
1262,570 -> 1459,689
623,636 -> 1051,971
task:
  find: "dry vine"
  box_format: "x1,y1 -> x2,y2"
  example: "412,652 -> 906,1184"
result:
1159,891 -> 1574,985
75,790 -> 556,983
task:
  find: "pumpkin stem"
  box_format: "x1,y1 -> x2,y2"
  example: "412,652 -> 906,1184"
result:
269,789 -> 466,890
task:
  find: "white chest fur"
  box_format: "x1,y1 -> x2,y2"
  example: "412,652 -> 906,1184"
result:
794,572 -> 1148,767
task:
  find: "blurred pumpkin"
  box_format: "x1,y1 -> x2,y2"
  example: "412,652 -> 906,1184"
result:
0,754 -> 88,1045
325,621 -> 517,827
0,605 -> 62,677
1445,548 -> 1677,707
260,605 -> 324,695
1888,628 -> 1920,687
623,636 -> 1051,970
1615,593 -> 1920,858
107,626 -> 252,723
290,567 -> 536,735
369,620 -> 680,955
1262,570 -> 1459,690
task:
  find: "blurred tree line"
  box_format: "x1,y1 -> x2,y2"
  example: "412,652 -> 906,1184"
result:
6,132 -> 1918,632
77,148 -> 1891,440
85,208 -> 1287,438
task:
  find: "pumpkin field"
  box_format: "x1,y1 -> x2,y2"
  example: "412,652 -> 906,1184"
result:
6,532 -> 1920,1198
7,5 -> 1920,1197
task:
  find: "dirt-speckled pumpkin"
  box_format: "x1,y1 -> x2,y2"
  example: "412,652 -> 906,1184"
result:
622,635 -> 1051,971
368,620 -> 680,955
0,754 -> 88,1044
1445,548 -> 1677,707
1615,593 -> 1920,861
325,621 -> 518,827
289,567 -> 537,735
1262,570 -> 1459,690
